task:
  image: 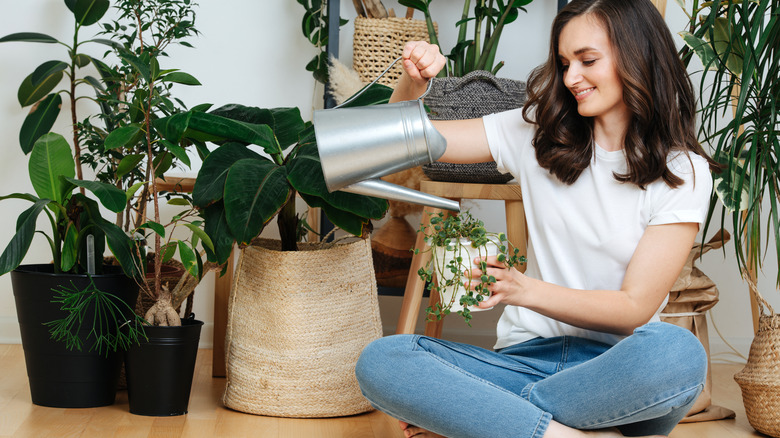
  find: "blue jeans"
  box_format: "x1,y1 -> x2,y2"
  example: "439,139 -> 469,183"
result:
355,322 -> 706,438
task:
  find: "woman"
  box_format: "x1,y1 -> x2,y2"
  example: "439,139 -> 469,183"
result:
355,1 -> 717,437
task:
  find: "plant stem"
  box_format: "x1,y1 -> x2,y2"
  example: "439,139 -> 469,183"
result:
71,23 -> 85,195
277,193 -> 298,251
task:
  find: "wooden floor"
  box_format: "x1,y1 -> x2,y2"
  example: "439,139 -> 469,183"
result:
0,344 -> 767,437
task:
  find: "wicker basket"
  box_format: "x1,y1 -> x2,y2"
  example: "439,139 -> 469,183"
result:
734,289 -> 780,437
352,16 -> 435,87
222,238 -> 383,418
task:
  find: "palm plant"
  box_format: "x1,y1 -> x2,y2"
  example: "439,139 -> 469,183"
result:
680,0 -> 779,287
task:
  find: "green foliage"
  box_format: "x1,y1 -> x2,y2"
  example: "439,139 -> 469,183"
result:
155,84 -> 393,260
399,0 -> 534,76
679,0 -> 780,284
296,0 -> 348,84
417,211 -> 525,325
45,278 -> 147,355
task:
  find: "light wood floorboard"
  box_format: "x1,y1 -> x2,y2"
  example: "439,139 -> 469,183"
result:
0,345 -> 766,437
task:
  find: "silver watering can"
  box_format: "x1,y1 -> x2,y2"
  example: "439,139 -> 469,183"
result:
312,58 -> 460,212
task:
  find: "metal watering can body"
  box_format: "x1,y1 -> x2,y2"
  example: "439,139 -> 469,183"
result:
311,58 -> 460,212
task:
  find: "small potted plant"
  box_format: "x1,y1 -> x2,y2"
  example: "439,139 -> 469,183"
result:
416,211 -> 525,325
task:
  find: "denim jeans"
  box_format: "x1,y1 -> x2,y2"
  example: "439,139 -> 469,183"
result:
355,322 -> 706,438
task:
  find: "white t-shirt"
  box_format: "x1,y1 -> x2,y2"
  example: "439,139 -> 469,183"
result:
482,108 -> 713,349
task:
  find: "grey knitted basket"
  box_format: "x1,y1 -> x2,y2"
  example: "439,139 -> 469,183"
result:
422,71 -> 527,184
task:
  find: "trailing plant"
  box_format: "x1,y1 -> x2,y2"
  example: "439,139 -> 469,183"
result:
678,0 -> 780,285
399,0 -> 534,77
416,211 -> 525,324
153,84 -> 394,260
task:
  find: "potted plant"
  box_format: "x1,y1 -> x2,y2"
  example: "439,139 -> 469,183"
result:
679,0 -> 780,435
416,210 -> 524,325
81,0 -> 216,416
398,0 -> 532,184
0,0 -> 145,408
148,84 -> 392,417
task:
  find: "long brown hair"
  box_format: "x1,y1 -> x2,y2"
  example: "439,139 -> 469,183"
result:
522,0 -> 717,189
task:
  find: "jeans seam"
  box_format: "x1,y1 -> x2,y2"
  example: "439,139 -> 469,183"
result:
422,336 -> 548,378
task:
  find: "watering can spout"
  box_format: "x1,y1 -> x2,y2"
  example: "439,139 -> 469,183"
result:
343,179 -> 460,212
312,98 -> 459,212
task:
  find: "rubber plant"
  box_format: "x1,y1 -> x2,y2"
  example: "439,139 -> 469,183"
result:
0,0 -> 145,353
399,0 -> 534,77
153,84 -> 394,263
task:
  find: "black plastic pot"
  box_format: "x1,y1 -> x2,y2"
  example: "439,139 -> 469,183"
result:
10,264 -> 139,408
125,317 -> 203,416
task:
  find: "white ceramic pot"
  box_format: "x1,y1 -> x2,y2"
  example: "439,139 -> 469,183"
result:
433,238 -> 499,313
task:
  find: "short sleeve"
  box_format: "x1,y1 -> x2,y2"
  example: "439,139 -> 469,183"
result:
648,152 -> 713,226
482,108 -> 534,176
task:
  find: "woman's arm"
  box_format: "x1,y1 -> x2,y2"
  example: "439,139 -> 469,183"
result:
391,41 -> 493,164
476,222 -> 699,335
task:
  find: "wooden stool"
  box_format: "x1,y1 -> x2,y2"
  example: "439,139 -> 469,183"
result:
395,179 -> 527,338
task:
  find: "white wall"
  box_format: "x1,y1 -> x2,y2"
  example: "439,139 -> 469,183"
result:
0,0 -> 776,359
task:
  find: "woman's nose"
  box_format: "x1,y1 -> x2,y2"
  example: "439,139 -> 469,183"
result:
563,64 -> 581,88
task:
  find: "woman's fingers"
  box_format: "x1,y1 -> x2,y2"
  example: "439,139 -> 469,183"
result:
402,41 -> 445,81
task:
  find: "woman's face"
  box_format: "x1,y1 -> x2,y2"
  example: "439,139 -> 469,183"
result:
558,14 -> 628,123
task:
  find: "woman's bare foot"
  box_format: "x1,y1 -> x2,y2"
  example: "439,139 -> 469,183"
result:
398,421 -> 445,438
546,421 -> 666,438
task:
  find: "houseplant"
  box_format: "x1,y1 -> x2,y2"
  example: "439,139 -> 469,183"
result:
679,0 -> 780,435
82,0 -> 215,416
400,0 -> 534,77
416,210 -> 524,325
150,85 -> 392,417
0,0 -> 146,407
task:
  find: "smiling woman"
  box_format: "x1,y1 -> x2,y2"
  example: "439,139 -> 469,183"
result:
354,0 -> 722,437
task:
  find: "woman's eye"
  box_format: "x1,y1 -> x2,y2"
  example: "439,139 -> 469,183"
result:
561,64 -> 569,71
583,59 -> 596,66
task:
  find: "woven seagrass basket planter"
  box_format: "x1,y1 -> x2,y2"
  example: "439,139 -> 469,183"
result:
422,71 -> 527,184
734,306 -> 780,437
222,237 -> 383,418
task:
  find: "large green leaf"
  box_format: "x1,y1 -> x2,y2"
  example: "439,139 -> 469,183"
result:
208,105 -> 305,150
0,199 -> 51,276
66,178 -> 127,213
184,223 -> 214,252
61,224 -> 78,272
287,140 -> 387,220
223,159 -> 291,245
202,203 -> 236,265
18,71 -> 63,107
192,142 -> 263,207
680,31 -> 720,71
78,194 -> 138,278
19,93 -> 61,155
71,0 -> 110,27
0,32 -> 58,43
299,192 -> 370,238
29,133 -> 75,204
156,111 -> 277,153
31,60 -> 69,87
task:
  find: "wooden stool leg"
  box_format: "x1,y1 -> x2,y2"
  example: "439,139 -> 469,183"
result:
396,206 -> 437,334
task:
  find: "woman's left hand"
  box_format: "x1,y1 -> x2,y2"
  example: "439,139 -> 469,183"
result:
466,256 -> 533,309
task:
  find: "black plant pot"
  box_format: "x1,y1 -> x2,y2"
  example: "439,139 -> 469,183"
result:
11,264 -> 139,408
125,317 -> 203,416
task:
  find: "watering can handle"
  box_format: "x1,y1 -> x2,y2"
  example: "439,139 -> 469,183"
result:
336,57 -> 435,109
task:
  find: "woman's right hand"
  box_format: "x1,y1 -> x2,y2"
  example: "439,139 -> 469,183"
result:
401,41 -> 446,86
